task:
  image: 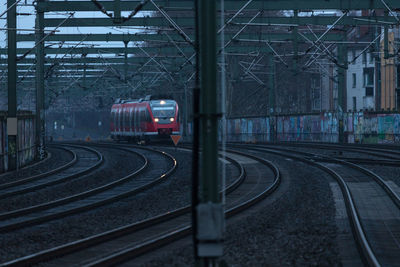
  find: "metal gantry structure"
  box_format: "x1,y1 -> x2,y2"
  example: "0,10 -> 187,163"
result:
3,0 -> 400,264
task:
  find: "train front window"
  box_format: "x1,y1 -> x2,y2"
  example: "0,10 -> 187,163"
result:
151,106 -> 175,118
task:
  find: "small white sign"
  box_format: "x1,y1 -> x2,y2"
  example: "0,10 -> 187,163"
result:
7,117 -> 17,135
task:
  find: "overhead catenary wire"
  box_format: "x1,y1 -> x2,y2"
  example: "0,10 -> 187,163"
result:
149,0 -> 194,47
17,12 -> 75,62
90,0 -> 150,23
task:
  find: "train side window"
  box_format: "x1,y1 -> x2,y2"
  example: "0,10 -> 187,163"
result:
116,110 -> 119,129
118,110 -> 122,129
130,109 -> 133,128
122,109 -> 125,129
142,110 -> 146,122
124,109 -> 128,127
134,107 -> 138,129
145,109 -> 151,122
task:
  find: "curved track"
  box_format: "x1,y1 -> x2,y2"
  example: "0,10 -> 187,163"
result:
0,145 -> 100,200
0,144 -> 177,234
1,148 -> 280,266
231,143 -> 400,267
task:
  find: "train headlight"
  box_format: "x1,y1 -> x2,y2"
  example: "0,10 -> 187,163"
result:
170,118 -> 174,122
154,118 -> 159,122
160,100 -> 166,105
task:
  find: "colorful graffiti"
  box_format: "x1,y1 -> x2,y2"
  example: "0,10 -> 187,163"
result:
224,112 -> 400,144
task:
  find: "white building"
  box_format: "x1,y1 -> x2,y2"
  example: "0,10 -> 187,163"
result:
346,49 -> 375,111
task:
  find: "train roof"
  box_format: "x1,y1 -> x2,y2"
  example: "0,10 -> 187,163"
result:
114,95 -> 176,104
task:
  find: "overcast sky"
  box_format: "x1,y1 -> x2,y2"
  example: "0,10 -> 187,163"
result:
0,0 -> 152,52
0,1 -> 343,53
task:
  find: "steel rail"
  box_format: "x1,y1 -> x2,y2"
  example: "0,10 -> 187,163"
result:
242,143 -> 400,208
81,149 -> 280,267
0,144 -> 161,232
0,150 -> 52,180
230,144 -> 399,267
272,142 -> 400,160
329,157 -> 400,166
0,152 -> 246,266
0,145 -> 102,200
0,146 -> 74,190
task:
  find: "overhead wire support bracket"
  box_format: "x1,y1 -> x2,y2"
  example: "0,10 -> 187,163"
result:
149,0 -> 194,47
218,0 -> 254,34
17,12 -> 75,62
265,41 -> 288,67
137,46 -> 175,82
164,32 -> 192,64
90,0 -> 150,23
305,10 -> 348,55
380,0 -> 400,23
219,11 -> 261,53
179,0 -> 254,71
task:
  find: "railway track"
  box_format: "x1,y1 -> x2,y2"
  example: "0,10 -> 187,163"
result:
0,148 -> 52,182
230,143 -> 400,266
272,142 -> 400,162
0,145 -> 100,201
0,143 -> 177,234
1,148 -> 280,266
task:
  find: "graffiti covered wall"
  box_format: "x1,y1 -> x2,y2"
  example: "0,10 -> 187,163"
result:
344,112 -> 400,144
224,112 -> 400,144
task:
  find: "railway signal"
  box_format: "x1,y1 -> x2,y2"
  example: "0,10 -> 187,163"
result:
170,135 -> 181,146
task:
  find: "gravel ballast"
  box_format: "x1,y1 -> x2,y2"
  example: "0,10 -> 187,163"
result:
135,149 -> 341,266
0,146 -> 144,213
0,145 -> 342,265
0,147 -> 73,185
0,147 -> 211,262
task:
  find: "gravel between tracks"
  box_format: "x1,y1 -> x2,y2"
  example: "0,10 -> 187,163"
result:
0,147 -> 73,185
0,146 -> 239,263
0,147 -> 143,213
139,150 -> 340,266
361,164 -> 400,188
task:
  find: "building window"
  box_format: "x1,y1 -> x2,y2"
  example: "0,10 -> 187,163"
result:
352,73 -> 356,88
362,51 -> 367,64
363,68 -> 374,87
397,89 -> 400,110
369,52 -> 374,63
366,87 -> 374,96
353,97 -> 357,111
397,65 -> 400,88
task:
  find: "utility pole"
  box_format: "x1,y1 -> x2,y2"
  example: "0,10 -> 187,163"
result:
7,0 -> 18,170
268,53 -> 276,142
196,0 -> 223,265
35,0 -> 45,159
337,34 -> 348,144
123,38 -> 129,83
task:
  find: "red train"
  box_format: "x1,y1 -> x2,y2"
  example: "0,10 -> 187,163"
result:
111,96 -> 180,142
